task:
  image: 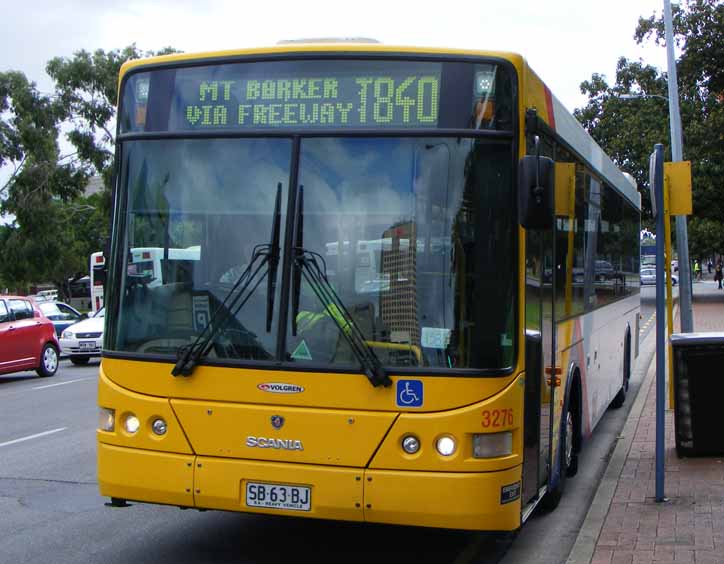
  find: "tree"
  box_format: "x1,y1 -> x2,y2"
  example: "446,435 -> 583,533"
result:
0,70 -> 88,294
574,0 -> 723,259
0,71 -> 85,205
575,58 -> 671,212
46,45 -> 178,193
635,0 -> 724,260
0,45 -> 179,298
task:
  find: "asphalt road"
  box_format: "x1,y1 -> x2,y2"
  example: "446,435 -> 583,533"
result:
1,349 -> 651,564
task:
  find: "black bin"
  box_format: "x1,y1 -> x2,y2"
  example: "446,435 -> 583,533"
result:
671,332 -> 724,457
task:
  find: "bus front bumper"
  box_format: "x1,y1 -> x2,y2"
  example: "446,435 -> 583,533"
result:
98,442 -> 522,531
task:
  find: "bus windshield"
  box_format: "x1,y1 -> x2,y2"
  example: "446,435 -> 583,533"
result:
108,136 -> 516,370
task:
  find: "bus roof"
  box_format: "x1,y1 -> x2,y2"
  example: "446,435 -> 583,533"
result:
118,44 -> 525,79
543,83 -> 641,209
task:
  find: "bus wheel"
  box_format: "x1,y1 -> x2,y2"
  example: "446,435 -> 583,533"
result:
611,336 -> 631,409
564,408 -> 579,477
541,403 -> 575,512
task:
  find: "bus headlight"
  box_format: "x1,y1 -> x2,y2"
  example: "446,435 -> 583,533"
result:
473,432 -> 512,458
435,435 -> 457,456
123,414 -> 140,434
401,435 -> 420,454
98,407 -> 115,432
151,418 -> 167,436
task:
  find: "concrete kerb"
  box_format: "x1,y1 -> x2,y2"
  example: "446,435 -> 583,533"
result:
565,318 -> 660,564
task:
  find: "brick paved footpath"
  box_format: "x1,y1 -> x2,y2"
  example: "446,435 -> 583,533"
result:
576,281 -> 724,564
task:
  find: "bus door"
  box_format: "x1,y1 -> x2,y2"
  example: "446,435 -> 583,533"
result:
522,227 -> 555,505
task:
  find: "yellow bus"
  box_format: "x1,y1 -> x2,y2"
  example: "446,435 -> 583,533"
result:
98,41 -> 640,531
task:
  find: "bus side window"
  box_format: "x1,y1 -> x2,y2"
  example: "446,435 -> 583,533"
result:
553,157 -> 586,320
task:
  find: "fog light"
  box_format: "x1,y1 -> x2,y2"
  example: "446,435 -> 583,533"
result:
473,432 -> 512,458
123,414 -> 140,434
151,418 -> 167,436
98,407 -> 115,432
435,435 -> 457,456
401,435 -> 420,454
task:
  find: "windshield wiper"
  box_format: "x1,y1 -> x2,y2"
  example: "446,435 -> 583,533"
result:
291,187 -> 304,337
172,184 -> 282,377
266,184 -> 282,331
291,187 -> 391,388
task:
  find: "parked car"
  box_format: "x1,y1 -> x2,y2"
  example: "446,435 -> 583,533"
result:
640,268 -> 678,286
640,268 -> 656,285
38,301 -> 86,337
59,307 -> 105,365
0,295 -> 60,377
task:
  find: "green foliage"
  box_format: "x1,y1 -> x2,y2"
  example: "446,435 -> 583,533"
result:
46,44 -> 180,189
574,0 -> 724,258
0,44 -> 180,295
0,71 -> 84,205
0,194 -> 107,297
635,0 -> 723,94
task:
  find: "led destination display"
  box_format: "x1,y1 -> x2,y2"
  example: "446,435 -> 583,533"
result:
120,59 -> 511,133
173,70 -> 441,129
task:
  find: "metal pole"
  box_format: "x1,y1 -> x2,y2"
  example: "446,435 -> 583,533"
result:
653,143 -> 666,502
664,0 -> 693,332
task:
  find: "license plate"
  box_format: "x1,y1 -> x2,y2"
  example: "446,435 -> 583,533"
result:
79,341 -> 96,350
245,481 -> 311,511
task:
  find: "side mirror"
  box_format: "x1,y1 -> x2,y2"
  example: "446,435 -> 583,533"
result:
518,155 -> 554,230
80,313 -> 89,320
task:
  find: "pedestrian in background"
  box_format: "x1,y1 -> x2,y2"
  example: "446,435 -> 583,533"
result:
715,261 -> 723,289
708,259 -> 713,274
694,259 -> 702,281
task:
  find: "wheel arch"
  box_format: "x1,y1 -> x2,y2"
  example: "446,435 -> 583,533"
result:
551,361 -> 582,488
565,362 -> 583,453
624,323 -> 632,379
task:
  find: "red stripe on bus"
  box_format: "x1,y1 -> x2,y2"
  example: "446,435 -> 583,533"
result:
544,87 -> 556,131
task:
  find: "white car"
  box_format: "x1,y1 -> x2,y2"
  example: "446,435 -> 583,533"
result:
60,308 -> 105,365
640,268 -> 679,286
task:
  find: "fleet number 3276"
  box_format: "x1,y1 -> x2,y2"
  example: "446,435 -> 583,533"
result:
481,408 -> 514,428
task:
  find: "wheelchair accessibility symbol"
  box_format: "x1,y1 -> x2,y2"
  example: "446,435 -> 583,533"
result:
396,380 -> 423,408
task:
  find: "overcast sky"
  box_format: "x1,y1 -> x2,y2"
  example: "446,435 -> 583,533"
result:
1,0 -> 673,112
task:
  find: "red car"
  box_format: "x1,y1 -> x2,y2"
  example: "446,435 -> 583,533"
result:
0,295 -> 60,377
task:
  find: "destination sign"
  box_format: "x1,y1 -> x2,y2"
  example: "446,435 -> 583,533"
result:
119,60 -> 512,134
166,64 -> 442,130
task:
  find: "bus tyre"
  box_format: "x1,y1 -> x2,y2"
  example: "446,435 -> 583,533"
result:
541,405 -> 576,512
564,408 -> 579,478
70,356 -> 90,366
36,344 -> 59,377
611,337 -> 631,409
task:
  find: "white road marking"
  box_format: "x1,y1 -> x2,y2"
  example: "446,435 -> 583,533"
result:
0,427 -> 67,448
32,377 -> 94,390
